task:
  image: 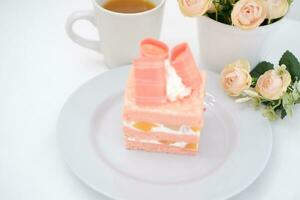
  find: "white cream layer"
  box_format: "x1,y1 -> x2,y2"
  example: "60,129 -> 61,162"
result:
123,121 -> 200,136
165,60 -> 191,102
127,137 -> 188,148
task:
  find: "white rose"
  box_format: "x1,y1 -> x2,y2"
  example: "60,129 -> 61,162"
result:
255,65 -> 291,100
178,0 -> 212,17
221,59 -> 252,96
231,0 -> 268,30
265,0 -> 289,20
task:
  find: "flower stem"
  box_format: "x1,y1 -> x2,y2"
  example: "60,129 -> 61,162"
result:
268,18 -> 272,25
215,3 -> 219,21
272,99 -> 282,110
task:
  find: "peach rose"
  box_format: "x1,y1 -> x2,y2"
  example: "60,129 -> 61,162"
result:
221,60 -> 252,96
178,0 -> 212,17
231,0 -> 268,30
207,2 -> 217,13
265,0 -> 289,20
255,65 -> 291,100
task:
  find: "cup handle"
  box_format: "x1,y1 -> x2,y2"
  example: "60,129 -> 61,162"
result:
65,10 -> 101,53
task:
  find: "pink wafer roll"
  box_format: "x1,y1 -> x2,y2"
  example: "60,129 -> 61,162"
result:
133,57 -> 167,105
171,43 -> 202,90
140,38 -> 169,59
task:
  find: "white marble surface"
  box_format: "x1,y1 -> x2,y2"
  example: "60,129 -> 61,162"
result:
0,0 -> 300,200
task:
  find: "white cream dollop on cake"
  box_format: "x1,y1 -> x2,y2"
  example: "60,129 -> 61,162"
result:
165,60 -> 191,102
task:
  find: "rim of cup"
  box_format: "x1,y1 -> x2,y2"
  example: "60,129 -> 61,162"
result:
93,0 -> 166,16
199,15 -> 285,32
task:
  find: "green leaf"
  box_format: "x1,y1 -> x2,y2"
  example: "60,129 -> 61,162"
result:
251,97 -> 261,110
292,81 -> 300,100
288,0 -> 293,5
250,61 -> 274,79
276,102 -> 287,119
282,92 -> 294,117
251,77 -> 258,87
279,51 -> 300,82
281,107 -> 287,119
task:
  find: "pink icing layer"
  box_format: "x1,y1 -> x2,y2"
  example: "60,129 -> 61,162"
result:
140,38 -> 169,59
124,126 -> 200,144
171,43 -> 202,90
133,57 -> 167,105
123,69 -> 206,126
126,140 -> 198,155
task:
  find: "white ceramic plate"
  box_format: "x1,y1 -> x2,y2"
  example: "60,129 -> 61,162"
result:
57,66 -> 272,200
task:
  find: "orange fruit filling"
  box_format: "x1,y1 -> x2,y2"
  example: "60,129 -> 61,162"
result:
191,127 -> 200,132
185,143 -> 198,151
133,122 -> 157,132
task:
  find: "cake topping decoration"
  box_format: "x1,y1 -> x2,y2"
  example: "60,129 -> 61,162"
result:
133,39 -> 201,105
140,38 -> 169,59
171,43 -> 202,90
133,57 -> 167,105
165,60 -> 191,102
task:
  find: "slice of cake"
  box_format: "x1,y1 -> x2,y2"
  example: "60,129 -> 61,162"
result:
123,38 -> 205,155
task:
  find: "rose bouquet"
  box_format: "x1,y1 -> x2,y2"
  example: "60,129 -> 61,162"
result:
178,0 -> 293,30
221,51 -> 300,121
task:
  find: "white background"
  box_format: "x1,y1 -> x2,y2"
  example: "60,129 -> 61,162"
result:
1,0 -> 300,200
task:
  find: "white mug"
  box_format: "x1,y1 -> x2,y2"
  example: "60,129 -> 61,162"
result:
197,16 -> 285,72
66,0 -> 166,68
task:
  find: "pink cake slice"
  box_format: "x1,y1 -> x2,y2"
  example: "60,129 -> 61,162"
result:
123,39 -> 206,155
